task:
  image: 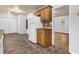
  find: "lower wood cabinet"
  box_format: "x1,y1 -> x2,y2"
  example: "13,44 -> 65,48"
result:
54,32 -> 69,52
37,28 -> 52,47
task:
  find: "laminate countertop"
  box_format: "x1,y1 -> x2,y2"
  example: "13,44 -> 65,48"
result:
54,32 -> 69,35
37,27 -> 52,30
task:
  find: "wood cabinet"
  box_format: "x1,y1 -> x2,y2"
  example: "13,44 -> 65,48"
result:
41,6 -> 52,22
37,28 -> 52,47
34,10 -> 41,16
34,5 -> 52,22
54,32 -> 69,52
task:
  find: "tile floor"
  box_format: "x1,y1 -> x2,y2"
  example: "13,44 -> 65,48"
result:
3,33 -> 69,54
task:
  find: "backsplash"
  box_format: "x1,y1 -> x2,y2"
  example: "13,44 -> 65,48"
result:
43,22 -> 52,27
53,15 -> 69,33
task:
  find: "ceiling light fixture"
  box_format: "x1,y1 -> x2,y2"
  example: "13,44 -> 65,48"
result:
7,11 -> 11,15
10,6 -> 23,13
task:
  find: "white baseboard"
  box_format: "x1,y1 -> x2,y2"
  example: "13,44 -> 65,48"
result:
70,51 -> 78,54
5,32 -> 18,34
18,33 -> 27,34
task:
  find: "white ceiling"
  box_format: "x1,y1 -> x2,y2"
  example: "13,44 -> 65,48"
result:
0,5 -> 69,16
0,5 -> 45,15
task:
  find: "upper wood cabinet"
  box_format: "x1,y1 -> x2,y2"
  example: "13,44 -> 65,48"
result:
35,10 -> 41,16
34,5 -> 52,22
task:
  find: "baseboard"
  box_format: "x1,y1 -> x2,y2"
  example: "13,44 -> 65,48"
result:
5,33 -> 19,35
19,33 -> 27,34
69,51 -> 78,54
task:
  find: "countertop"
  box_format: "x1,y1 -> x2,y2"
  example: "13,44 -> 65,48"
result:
37,27 -> 69,34
37,27 -> 52,30
54,31 -> 69,34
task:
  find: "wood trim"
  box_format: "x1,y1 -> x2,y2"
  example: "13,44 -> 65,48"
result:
54,32 -> 69,35
33,5 -> 53,14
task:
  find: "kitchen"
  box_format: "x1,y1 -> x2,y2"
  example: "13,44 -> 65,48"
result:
28,5 -> 69,53
0,5 -> 69,54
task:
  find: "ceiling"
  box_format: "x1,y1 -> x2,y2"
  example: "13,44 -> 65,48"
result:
0,5 -> 69,16
0,5 -> 45,15
54,5 -> 69,17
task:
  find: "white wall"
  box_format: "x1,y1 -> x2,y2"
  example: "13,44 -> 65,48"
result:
0,14 -> 27,34
0,14 -> 18,34
17,15 -> 27,34
69,6 -> 79,54
53,15 -> 69,33
52,7 -> 54,45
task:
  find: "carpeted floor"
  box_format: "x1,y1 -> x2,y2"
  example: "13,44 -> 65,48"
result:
3,33 -> 69,54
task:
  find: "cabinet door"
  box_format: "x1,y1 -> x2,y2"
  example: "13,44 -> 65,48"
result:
55,32 -> 69,52
37,30 -> 41,44
44,7 -> 51,21
41,9 -> 45,21
45,30 -> 52,47
55,33 -> 63,48
41,7 -> 52,22
37,29 -> 45,46
40,30 -> 45,46
60,34 -> 69,52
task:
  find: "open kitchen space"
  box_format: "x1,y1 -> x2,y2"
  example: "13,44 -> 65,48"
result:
0,5 -> 70,54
